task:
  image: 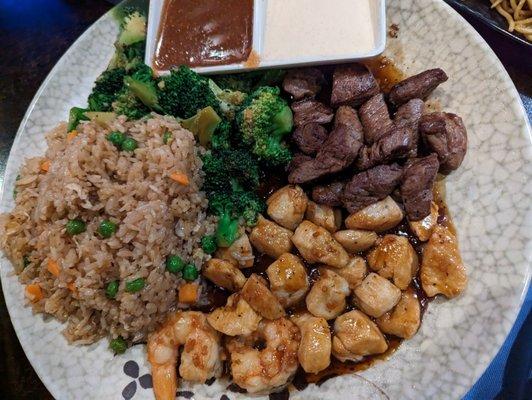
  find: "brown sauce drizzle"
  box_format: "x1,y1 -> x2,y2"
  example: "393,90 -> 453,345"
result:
198,56 -> 458,393
364,56 -> 406,94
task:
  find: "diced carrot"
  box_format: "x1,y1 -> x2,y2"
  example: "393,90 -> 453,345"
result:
178,283 -> 199,304
40,159 -> 50,172
66,130 -> 78,143
25,284 -> 43,302
47,259 -> 61,277
169,172 -> 189,186
67,282 -> 77,292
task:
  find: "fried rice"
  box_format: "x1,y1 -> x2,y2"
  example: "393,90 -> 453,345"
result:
0,114 -> 216,344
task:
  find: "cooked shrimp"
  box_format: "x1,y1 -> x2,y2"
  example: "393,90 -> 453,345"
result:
226,318 -> 300,394
147,311 -> 222,400
291,312 -> 331,373
207,294 -> 262,336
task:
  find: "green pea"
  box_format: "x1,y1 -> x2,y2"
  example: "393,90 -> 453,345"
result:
166,255 -> 184,274
162,131 -> 172,144
125,278 -> 145,293
105,280 -> 119,299
121,137 -> 138,152
66,218 -> 86,235
107,131 -> 125,147
201,235 -> 217,255
98,220 -> 117,238
109,336 -> 127,354
182,264 -> 199,282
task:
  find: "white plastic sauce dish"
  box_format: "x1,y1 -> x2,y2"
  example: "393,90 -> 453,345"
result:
146,0 -> 387,75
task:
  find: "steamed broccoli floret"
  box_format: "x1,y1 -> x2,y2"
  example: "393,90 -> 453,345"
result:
213,69 -> 286,93
123,64 -> 161,112
202,148 -> 264,226
87,68 -> 127,112
112,88 -> 150,120
109,9 -> 147,72
210,120 -> 232,151
118,10 -> 146,46
209,80 -> 247,119
208,189 -> 264,228
158,66 -> 220,119
158,66 -> 246,120
202,149 -> 260,193
236,86 -> 293,166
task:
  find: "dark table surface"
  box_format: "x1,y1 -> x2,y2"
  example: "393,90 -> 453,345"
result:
0,1 -> 530,399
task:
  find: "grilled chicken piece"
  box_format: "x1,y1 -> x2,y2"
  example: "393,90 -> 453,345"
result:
305,201 -> 342,233
353,273 -> 401,318
266,185 -> 308,230
249,216 -> 293,258
345,196 -> 404,232
203,258 -> 247,292
207,294 -> 262,336
241,274 -> 286,320
421,225 -> 467,298
325,257 -> 367,290
333,229 -> 378,253
291,313 -> 331,374
367,235 -> 419,290
408,201 -> 438,241
376,289 -> 421,339
266,253 -> 309,307
215,233 -> 254,268
306,268 -> 350,320
332,310 -> 388,362
292,221 -> 350,268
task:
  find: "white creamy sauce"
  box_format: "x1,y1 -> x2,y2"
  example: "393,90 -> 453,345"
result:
262,0 -> 376,62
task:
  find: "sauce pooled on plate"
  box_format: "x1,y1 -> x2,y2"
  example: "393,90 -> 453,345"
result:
154,0 -> 253,69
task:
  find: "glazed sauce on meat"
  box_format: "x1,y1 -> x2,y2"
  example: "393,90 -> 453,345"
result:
198,59 -> 459,393
364,56 -> 406,93
154,0 -> 253,69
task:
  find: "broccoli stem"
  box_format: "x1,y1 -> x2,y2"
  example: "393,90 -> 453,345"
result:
216,212 -> 239,248
272,105 -> 293,137
124,76 -> 161,112
181,106 -> 222,147
67,107 -> 89,131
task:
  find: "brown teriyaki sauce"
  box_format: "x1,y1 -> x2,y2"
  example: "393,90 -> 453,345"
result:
195,56 -> 456,393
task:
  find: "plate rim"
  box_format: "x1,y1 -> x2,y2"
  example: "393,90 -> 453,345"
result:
0,1 -> 531,399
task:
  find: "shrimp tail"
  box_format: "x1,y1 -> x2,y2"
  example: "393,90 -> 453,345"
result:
152,364 -> 177,400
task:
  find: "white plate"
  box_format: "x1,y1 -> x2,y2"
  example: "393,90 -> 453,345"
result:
1,0 -> 530,399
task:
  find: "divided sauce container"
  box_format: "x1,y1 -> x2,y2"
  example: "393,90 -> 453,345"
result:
146,0 -> 387,75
